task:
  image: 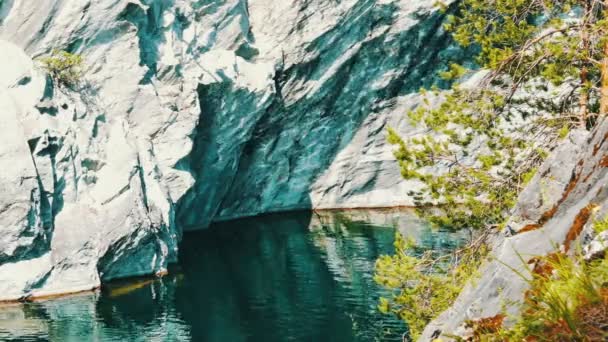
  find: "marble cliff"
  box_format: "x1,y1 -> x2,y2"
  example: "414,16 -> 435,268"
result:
0,0 -> 466,300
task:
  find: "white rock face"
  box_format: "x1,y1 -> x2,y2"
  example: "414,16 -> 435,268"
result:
0,39 -> 179,301
0,0 -> 465,299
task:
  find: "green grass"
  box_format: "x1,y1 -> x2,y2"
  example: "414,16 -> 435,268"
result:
593,215 -> 608,234
474,252 -> 608,341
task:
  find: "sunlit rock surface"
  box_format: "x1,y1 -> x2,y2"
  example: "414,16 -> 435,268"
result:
0,0 -> 465,299
0,40 -> 178,301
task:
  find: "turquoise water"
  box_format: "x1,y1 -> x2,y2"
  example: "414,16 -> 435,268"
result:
0,210 -> 466,342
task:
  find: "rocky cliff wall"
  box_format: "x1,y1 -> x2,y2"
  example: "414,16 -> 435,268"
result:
0,39 -> 180,301
0,0 -> 465,300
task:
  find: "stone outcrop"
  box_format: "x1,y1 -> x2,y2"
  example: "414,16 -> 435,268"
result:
0,40 -> 179,301
0,0 -> 465,300
421,122 -> 608,340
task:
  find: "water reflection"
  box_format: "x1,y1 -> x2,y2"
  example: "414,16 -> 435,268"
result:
0,209 -> 467,342
0,288 -> 191,341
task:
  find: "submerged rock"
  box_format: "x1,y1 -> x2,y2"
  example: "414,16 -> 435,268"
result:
0,0 -> 467,299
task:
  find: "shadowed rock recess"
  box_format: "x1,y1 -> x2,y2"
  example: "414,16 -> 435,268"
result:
0,0 -> 468,300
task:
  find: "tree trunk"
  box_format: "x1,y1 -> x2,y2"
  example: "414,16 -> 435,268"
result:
601,2 -> 608,115
601,40 -> 608,115
580,67 -> 589,127
579,1 -> 591,127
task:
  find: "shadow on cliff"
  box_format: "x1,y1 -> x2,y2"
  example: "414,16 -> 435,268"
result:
174,0 -> 473,231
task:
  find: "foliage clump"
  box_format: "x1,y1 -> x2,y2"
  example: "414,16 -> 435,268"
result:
474,253 -> 608,341
375,231 -> 490,340
391,0 -> 608,231
377,0 -> 608,340
593,215 -> 608,234
39,50 -> 84,88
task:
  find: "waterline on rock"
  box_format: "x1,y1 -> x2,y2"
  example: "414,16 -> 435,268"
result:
0,209 -> 468,342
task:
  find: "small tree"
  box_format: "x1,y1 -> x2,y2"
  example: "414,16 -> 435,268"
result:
39,50 -> 83,88
375,232 -> 489,339
377,1 -> 608,339
391,0 -> 608,230
446,0 -> 608,125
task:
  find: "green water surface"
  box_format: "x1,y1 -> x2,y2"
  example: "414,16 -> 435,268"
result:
0,210 -> 466,342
